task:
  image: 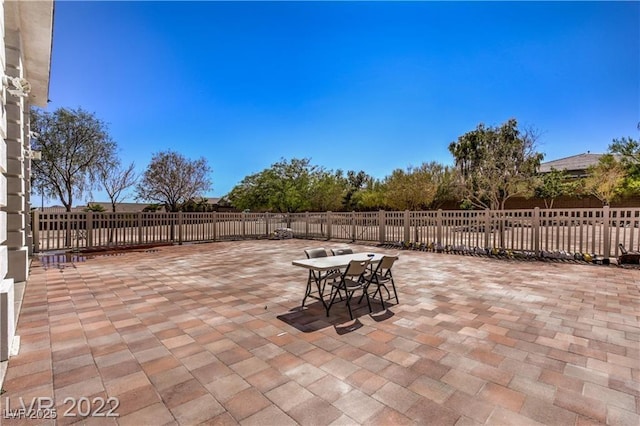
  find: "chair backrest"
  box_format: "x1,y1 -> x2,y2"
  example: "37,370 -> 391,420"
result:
370,255 -> 398,279
331,248 -> 354,256
305,248 -> 328,259
378,255 -> 398,271
343,259 -> 370,278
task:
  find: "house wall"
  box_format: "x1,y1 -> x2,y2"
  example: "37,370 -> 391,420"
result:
0,0 -> 53,361
440,195 -> 640,210
0,0 -> 12,362
4,27 -> 29,282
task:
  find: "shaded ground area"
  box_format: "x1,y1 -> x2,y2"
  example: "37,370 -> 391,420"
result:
2,240 -> 639,425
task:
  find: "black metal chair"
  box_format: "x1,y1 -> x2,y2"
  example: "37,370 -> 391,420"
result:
361,255 -> 399,310
327,259 -> 371,319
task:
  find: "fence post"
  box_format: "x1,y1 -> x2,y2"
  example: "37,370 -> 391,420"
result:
436,209 -> 443,245
178,212 -> 183,245
404,210 -> 410,244
379,210 -> 385,244
351,211 -> 356,242
533,207 -> 540,256
213,211 -> 218,241
65,213 -> 71,249
32,210 -> 40,253
86,211 -> 93,248
327,212 -> 332,240
138,212 -> 143,245
602,205 -> 611,259
305,212 -> 309,238
242,211 -> 246,239
484,209 -> 491,249
265,212 -> 270,238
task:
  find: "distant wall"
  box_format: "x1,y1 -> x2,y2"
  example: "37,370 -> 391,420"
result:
440,195 -> 640,210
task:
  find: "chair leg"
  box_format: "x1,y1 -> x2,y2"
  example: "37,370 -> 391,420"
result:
358,277 -> 375,304
326,283 -> 344,317
363,287 -> 372,313
376,285 -> 386,310
326,290 -> 338,317
345,289 -> 355,320
389,278 -> 399,303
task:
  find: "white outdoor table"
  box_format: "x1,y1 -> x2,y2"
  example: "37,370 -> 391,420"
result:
292,252 -> 384,314
292,252 -> 383,271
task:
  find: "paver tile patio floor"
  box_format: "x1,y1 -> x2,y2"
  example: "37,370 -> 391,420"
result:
1,239 -> 638,425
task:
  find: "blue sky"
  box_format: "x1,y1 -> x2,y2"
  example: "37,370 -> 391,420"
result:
46,1 -> 639,204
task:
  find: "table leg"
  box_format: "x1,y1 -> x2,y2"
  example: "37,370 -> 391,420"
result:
301,270 -> 329,311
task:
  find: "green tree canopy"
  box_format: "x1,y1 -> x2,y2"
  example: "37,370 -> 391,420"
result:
584,154 -> 626,206
608,135 -> 640,195
354,178 -> 386,211
343,170 -> 371,211
307,169 -> 346,212
534,168 -> 574,208
383,163 -> 439,210
425,162 -> 457,209
448,118 -> 543,210
135,150 -> 212,212
227,158 -> 316,213
30,107 -> 118,211
227,158 -> 377,212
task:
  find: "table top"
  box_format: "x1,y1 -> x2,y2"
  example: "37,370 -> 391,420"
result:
292,252 -> 384,271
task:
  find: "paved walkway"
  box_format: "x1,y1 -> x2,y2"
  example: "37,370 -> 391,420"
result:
2,240 -> 638,425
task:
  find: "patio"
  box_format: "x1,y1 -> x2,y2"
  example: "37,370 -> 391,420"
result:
1,239 -> 638,425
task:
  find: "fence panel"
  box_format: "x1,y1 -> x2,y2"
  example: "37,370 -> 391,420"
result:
269,213 -> 290,234
32,207 -> 640,259
181,213 -> 215,243
537,208 -> 603,255
440,210 -> 486,249
288,212 -> 328,239
329,212 -> 355,241
610,208 -> 640,255
353,212 -> 379,243
383,211 -> 405,244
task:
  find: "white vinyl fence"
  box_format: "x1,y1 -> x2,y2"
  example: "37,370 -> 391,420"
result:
32,207 -> 640,260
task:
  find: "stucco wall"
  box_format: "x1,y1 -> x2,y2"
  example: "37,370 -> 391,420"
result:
0,0 -> 53,361
4,27 -> 28,282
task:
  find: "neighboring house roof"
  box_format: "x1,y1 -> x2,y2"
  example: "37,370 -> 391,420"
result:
41,198 -> 224,212
88,198 -> 223,212
538,153 -> 605,174
87,202 -> 151,212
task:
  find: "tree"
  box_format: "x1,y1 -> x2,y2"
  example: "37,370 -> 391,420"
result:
584,154 -> 626,206
424,162 -> 457,209
135,150 -> 212,212
354,179 -> 387,211
308,169 -> 346,212
84,203 -> 106,212
609,136 -> 640,165
180,197 -> 214,212
227,158 -> 315,213
30,107 -> 118,211
384,164 -> 439,211
342,170 -> 370,211
226,172 -> 272,212
98,161 -> 137,212
608,136 -> 640,196
448,118 -> 543,210
266,158 -> 315,213
534,168 -> 573,208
